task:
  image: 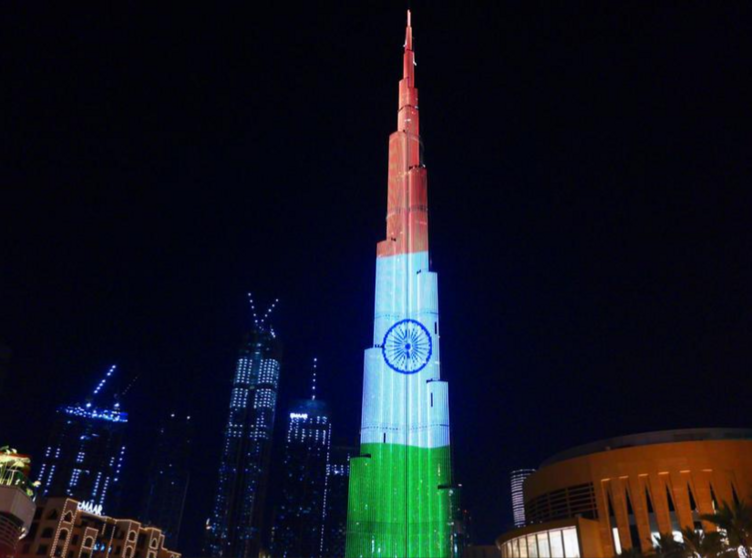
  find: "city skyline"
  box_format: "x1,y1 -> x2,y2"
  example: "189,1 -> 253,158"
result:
4,3 -> 750,555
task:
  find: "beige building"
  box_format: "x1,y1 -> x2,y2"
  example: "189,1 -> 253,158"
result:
496,428 -> 752,558
17,498 -> 180,558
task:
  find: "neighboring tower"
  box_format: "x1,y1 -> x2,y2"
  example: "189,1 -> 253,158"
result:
272,359 -> 332,558
510,469 -> 535,528
0,448 -> 36,558
346,11 -> 454,558
140,413 -> 193,548
322,446 -> 355,558
37,365 -> 127,514
207,296 -> 282,558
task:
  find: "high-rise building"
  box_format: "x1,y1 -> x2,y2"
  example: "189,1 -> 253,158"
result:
37,365 -> 127,515
346,11 -> 455,558
207,298 -> 282,558
0,449 -> 36,558
509,469 -> 535,528
322,446 -> 355,558
271,366 -> 332,558
140,413 -> 192,549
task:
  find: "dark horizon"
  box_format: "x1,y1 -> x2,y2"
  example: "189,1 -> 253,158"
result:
4,3 -> 751,553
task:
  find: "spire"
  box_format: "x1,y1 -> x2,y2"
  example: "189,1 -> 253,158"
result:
398,9 -> 419,135
311,357 -> 318,400
404,9 -> 413,54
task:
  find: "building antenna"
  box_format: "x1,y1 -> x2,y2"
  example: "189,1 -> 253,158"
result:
311,357 -> 318,400
248,292 -> 259,327
92,364 -> 117,398
121,374 -> 139,396
259,298 -> 279,327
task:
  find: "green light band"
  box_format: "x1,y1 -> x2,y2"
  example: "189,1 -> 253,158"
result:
346,443 -> 453,558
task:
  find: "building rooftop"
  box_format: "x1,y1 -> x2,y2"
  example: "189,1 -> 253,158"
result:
541,427 -> 752,467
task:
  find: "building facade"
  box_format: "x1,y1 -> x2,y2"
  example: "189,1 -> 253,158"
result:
346,10 -> 455,558
207,316 -> 282,558
322,446 -> 355,558
17,497 -> 179,558
271,399 -> 332,558
140,414 -> 192,548
509,470 -> 536,529
496,428 -> 752,558
37,365 -> 127,515
0,450 -> 36,558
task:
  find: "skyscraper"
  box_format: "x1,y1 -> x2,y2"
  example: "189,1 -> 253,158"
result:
346,11 -> 455,558
510,469 -> 535,528
140,413 -> 192,548
37,365 -> 127,515
207,297 -> 281,558
322,446 -> 355,558
271,364 -> 332,558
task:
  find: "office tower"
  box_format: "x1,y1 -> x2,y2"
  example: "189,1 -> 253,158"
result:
346,11 -> 455,558
322,446 -> 355,558
271,364 -> 332,558
510,469 -> 535,528
140,413 -> 192,548
0,449 -> 35,558
207,297 -> 282,558
37,365 -> 127,514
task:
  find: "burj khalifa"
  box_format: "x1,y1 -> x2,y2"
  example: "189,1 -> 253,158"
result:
346,11 -> 454,558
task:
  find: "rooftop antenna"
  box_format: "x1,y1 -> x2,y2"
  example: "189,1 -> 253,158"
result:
258,298 -> 279,328
311,357 -> 318,400
121,374 -> 139,398
248,292 -> 259,327
92,364 -> 117,398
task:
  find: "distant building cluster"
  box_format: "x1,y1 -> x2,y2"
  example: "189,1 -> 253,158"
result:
1,294 -> 359,558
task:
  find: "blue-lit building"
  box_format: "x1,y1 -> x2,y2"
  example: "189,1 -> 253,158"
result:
271,390 -> 332,558
322,445 -> 355,558
140,413 -> 192,549
207,299 -> 282,558
37,365 -> 127,515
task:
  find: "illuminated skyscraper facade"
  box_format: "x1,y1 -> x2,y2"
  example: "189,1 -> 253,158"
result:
140,413 -> 192,548
322,446 -> 355,558
208,305 -> 281,558
510,469 -> 535,528
271,397 -> 332,558
346,11 -> 454,558
37,365 -> 127,515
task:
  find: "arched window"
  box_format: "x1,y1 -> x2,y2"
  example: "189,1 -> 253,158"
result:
84,537 -> 94,548
59,529 -> 69,541
125,547 -> 133,558
150,539 -> 157,549
63,511 -> 74,523
128,532 -> 136,542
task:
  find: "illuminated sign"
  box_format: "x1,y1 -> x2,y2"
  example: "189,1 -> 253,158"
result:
78,501 -> 104,516
289,413 -> 308,420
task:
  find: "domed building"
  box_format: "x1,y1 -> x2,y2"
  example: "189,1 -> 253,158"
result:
496,428 -> 752,558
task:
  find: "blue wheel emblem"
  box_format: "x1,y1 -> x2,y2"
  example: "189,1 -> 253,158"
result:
382,319 -> 432,374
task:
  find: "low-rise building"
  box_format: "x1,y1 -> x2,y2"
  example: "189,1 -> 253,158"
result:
17,497 -> 180,558
496,428 -> 752,558
0,450 -> 36,558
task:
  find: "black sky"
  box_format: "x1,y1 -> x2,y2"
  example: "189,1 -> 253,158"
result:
4,2 -> 752,553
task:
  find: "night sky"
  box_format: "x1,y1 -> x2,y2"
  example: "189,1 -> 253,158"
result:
4,2 -> 751,554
